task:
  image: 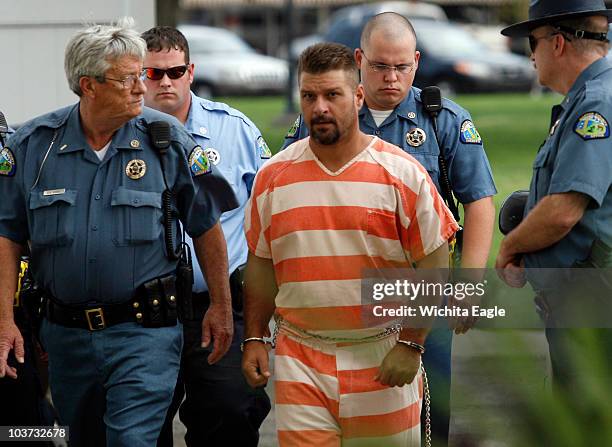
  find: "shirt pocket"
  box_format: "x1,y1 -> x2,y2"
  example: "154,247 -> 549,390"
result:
532,148 -> 552,199
111,188 -> 163,246
29,189 -> 78,247
366,209 -> 405,263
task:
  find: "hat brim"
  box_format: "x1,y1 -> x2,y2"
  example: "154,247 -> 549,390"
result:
501,9 -> 612,37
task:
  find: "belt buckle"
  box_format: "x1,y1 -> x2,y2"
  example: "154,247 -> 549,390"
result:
85,308 -> 106,331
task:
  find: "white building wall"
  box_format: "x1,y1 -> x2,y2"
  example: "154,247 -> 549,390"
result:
0,0 -> 155,125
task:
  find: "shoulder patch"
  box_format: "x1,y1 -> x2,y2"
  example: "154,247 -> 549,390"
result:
189,146 -> 211,176
286,116 -> 301,138
0,147 -> 16,177
574,112 -> 609,140
257,136 -> 272,159
460,120 -> 482,144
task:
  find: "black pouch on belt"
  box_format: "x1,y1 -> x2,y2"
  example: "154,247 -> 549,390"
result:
140,275 -> 178,328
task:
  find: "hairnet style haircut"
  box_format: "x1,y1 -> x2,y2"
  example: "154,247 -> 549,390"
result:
298,42 -> 359,88
65,17 -> 146,96
141,26 -> 190,63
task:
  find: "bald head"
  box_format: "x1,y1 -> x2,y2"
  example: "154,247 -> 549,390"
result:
360,12 -> 417,53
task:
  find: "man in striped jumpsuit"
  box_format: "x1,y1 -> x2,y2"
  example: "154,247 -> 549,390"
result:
242,43 -> 458,446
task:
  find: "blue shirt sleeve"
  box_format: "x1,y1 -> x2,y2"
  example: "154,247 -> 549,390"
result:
438,105 -> 497,204
0,129 -> 30,243
172,128 -> 238,238
548,94 -> 612,207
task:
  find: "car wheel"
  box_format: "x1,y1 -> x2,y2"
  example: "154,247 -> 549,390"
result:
437,80 -> 458,98
194,82 -> 214,99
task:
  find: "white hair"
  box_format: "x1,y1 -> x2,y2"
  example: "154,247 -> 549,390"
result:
64,17 -> 146,96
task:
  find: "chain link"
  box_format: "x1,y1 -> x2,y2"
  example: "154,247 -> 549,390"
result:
273,315 -> 402,345
422,362 -> 432,447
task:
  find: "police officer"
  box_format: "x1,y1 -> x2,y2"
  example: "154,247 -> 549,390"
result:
282,13 -> 497,444
140,26 -> 271,446
0,18 -> 237,446
0,117 -> 55,438
497,0 -> 612,393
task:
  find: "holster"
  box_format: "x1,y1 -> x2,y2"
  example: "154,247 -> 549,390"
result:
138,275 -> 179,328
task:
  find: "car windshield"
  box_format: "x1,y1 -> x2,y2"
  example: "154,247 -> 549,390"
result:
413,23 -> 486,56
189,32 -> 254,54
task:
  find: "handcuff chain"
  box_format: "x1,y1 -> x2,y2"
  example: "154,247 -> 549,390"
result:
272,315 -> 402,345
422,361 -> 432,447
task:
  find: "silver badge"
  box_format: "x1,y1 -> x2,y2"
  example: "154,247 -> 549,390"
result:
130,139 -> 140,148
407,112 -> 416,119
406,128 -> 427,147
204,148 -> 221,165
125,159 -> 147,180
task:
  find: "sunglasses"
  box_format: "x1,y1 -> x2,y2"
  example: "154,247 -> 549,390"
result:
528,32 -> 560,53
143,64 -> 189,80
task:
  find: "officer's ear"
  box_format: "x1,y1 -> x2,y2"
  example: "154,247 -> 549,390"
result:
354,48 -> 364,70
355,83 -> 365,110
79,76 -> 97,99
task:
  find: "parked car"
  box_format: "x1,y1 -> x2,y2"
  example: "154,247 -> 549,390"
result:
179,25 -> 288,97
324,13 -> 535,96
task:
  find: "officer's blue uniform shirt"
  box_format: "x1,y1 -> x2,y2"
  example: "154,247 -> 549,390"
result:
0,126 -> 13,150
0,103 -> 238,305
524,57 -> 612,277
184,92 -> 268,292
282,86 -> 497,204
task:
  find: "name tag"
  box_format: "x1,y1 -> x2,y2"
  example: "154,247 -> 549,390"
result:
43,188 -> 66,196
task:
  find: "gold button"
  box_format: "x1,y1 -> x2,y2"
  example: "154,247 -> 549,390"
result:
152,299 -> 159,306
133,302 -> 140,309
136,312 -> 143,320
170,296 -> 176,302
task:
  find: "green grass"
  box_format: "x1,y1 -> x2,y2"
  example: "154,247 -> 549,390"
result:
218,93 -> 561,265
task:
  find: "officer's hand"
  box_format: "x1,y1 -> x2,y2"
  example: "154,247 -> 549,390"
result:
496,252 -> 526,288
201,301 -> 233,365
242,341 -> 271,388
375,343 -> 421,387
0,319 -> 25,379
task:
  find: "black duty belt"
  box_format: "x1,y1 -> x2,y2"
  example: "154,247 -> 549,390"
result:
44,298 -> 136,331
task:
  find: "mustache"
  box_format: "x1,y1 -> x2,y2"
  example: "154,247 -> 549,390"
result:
311,115 -> 336,125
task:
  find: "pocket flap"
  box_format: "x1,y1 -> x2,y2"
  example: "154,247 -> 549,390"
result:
29,189 -> 77,210
111,188 -> 162,208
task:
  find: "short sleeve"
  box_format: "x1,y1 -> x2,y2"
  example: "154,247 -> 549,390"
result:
440,107 -> 497,204
174,132 -> 238,238
549,99 -> 612,207
0,143 -> 28,243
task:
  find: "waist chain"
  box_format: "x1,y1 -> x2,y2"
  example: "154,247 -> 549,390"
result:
272,315 -> 402,347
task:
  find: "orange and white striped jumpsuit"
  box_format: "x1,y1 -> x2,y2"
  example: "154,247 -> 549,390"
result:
245,137 -> 458,446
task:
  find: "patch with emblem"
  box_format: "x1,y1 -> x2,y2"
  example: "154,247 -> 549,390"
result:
0,147 -> 16,177
406,128 -> 427,147
189,146 -> 211,176
460,120 -> 482,144
204,148 -> 221,165
257,136 -> 272,159
574,112 -> 609,140
125,159 -> 147,180
286,116 -> 301,138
